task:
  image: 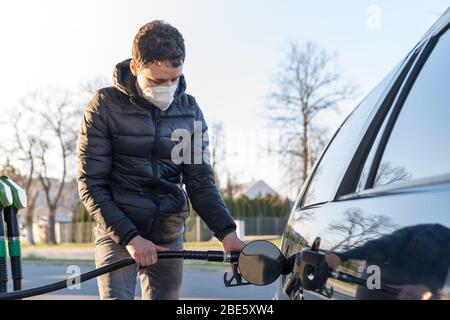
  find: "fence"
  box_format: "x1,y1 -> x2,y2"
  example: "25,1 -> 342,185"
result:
28,217 -> 288,244
56,222 -> 96,243
184,216 -> 288,242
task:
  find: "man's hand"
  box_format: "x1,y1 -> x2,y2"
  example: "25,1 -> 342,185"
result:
325,253 -> 342,269
126,235 -> 169,267
222,232 -> 246,272
390,284 -> 433,300
222,232 -> 246,253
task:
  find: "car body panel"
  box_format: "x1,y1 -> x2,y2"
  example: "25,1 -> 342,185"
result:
277,7 -> 450,300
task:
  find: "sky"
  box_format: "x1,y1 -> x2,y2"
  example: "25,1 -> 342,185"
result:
0,0 -> 449,198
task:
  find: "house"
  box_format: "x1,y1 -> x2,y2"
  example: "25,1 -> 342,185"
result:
29,177 -> 80,222
21,177 -> 82,243
233,180 -> 279,199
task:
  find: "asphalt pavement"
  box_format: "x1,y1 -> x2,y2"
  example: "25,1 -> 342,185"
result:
6,262 -> 277,300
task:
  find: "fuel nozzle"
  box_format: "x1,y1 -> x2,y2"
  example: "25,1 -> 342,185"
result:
0,176 -> 28,292
0,180 -> 14,293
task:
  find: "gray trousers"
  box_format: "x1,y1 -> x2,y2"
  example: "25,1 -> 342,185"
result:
94,226 -> 184,300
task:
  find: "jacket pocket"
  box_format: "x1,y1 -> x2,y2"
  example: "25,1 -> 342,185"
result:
120,205 -> 156,237
148,210 -> 189,244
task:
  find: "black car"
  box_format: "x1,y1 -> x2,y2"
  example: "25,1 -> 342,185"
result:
276,7 -> 450,300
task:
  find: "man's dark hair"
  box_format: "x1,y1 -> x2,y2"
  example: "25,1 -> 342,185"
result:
132,20 -> 185,67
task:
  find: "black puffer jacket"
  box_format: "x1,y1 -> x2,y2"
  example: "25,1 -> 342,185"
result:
76,59 -> 236,245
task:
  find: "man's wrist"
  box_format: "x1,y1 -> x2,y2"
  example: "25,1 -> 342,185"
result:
122,230 -> 140,246
215,226 -> 237,242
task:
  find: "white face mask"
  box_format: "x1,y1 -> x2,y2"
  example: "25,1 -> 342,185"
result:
137,74 -> 179,111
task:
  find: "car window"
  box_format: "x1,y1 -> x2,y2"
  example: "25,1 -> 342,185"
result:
373,30 -> 450,188
283,28 -> 450,302
301,67 -> 398,207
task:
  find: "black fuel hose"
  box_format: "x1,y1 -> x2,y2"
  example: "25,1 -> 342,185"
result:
0,250 -> 239,300
332,270 -> 400,295
3,206 -> 22,291
0,207 -> 7,293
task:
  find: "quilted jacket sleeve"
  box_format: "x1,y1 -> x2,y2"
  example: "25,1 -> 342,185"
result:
76,91 -> 139,245
181,100 -> 236,241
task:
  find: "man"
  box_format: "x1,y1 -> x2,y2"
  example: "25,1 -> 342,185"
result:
76,20 -> 245,300
325,224 -> 450,300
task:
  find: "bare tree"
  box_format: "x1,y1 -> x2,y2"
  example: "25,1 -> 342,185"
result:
209,122 -> 226,187
0,78 -> 109,244
19,89 -> 80,244
224,171 -> 239,199
208,121 -> 242,198
0,110 -> 42,244
79,77 -> 111,97
328,209 -> 396,251
267,42 -> 357,187
374,162 -> 412,186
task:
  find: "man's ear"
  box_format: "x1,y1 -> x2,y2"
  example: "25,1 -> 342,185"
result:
130,59 -> 139,77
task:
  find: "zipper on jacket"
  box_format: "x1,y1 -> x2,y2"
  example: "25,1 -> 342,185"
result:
150,107 -> 161,233
129,96 -> 162,238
